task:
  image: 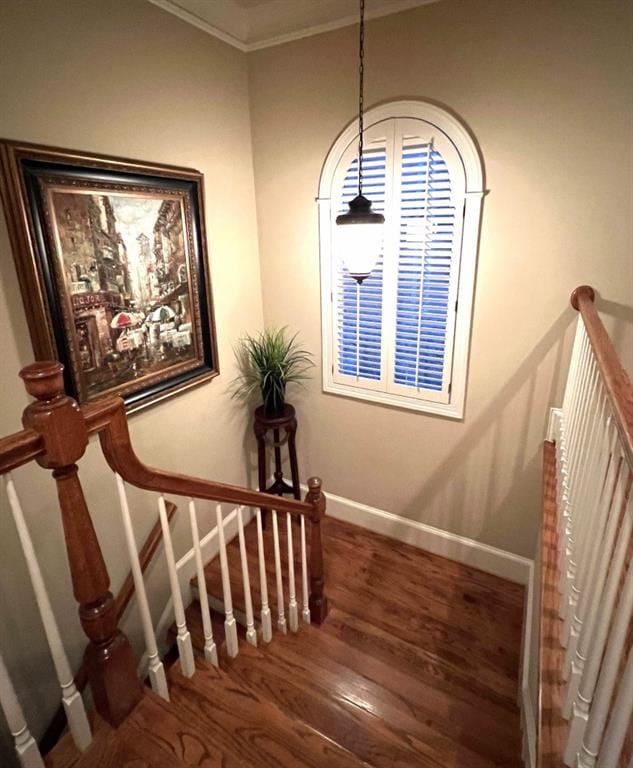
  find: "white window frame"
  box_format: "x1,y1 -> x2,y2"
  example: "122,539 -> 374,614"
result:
317,100 -> 484,419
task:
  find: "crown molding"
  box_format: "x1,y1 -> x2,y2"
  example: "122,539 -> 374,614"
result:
148,0 -> 442,53
148,0 -> 248,52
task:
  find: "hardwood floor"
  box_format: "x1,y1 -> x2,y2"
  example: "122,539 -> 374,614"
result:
48,514 -> 525,767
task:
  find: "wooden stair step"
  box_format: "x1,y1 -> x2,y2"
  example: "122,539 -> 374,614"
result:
323,603 -> 521,719
198,515 -> 304,622
225,637 -> 465,768
257,619 -> 522,768
318,521 -> 522,681
179,598 -> 520,766
167,657 -> 368,768
47,690 -> 227,768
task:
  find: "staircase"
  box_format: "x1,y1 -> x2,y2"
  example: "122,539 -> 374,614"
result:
46,515 -> 524,768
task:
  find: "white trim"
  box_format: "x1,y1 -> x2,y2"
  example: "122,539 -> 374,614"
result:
148,0 -> 442,52
318,101 -> 484,420
305,483 -> 532,585
147,0 -> 248,51
547,407 -> 562,442
521,685 -> 537,768
520,560 -> 537,768
318,102 -> 484,197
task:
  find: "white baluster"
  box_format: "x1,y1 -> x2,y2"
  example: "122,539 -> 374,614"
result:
562,420 -> 615,659
565,489 -> 633,762
560,370 -> 603,623
596,644 -> 633,768
563,450 -> 624,714
216,504 -> 239,657
0,649 -> 44,768
255,509 -> 273,642
559,346 -> 593,587
188,499 -> 218,667
237,506 -> 257,646
115,475 -> 169,700
3,475 -> 91,752
287,513 -> 299,632
577,511 -> 633,767
272,510 -> 287,633
301,515 -> 311,624
158,495 -> 195,677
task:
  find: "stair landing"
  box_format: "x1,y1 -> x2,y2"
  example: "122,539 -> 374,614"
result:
48,515 -> 525,767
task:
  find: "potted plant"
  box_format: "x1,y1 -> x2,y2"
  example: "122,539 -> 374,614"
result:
233,327 -> 314,416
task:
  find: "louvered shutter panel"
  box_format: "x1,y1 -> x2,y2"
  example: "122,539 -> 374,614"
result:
334,147 -> 387,382
391,134 -> 461,402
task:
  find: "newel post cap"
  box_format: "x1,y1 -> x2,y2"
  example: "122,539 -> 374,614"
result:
570,285 -> 595,311
19,361 -> 65,401
306,476 -> 326,519
19,360 -> 88,467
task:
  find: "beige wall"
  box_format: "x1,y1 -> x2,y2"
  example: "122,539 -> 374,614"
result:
0,0 -> 262,759
247,0 -> 633,561
0,0 -> 631,761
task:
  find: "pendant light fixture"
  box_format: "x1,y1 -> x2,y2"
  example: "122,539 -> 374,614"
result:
336,0 -> 385,284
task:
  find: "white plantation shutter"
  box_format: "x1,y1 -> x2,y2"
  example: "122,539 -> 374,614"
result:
335,147 -> 387,383
320,102 -> 482,418
389,128 -> 464,403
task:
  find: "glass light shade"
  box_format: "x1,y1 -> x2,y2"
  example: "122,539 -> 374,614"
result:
335,193 -> 385,283
336,221 -> 384,283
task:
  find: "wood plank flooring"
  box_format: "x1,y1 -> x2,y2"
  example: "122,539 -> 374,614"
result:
48,511 -> 525,767
198,513 -> 525,766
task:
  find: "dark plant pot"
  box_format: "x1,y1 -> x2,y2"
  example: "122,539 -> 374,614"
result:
261,382 -> 286,416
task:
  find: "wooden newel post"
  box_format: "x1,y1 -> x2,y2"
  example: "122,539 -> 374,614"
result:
19,362 -> 143,727
305,476 -> 328,624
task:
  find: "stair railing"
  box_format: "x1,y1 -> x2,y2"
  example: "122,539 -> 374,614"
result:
0,360 -> 328,767
543,285 -> 633,768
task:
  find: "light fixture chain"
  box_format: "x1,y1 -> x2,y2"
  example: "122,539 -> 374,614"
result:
357,0 -> 365,197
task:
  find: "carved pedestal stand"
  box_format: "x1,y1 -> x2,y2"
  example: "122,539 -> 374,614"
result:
253,404 -> 301,521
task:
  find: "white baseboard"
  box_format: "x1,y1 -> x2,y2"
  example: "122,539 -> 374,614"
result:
521,684 -> 537,768
302,484 -> 532,585
520,560 -> 537,768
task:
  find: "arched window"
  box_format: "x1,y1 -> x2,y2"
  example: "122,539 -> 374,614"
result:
318,101 -> 484,418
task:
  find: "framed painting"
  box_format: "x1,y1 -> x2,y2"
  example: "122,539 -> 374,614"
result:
0,140 -> 219,412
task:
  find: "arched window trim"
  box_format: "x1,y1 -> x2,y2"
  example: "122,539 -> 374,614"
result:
317,100 -> 484,419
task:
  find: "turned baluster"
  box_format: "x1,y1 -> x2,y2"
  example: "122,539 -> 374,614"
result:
305,477 -> 328,624
19,362 -> 142,727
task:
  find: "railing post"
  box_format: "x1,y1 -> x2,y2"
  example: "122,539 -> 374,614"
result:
19,362 -> 143,727
306,476 -> 328,624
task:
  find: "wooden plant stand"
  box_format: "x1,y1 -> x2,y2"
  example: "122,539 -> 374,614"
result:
253,404 -> 301,515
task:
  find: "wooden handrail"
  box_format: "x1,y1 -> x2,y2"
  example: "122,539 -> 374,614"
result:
0,383 -> 314,518
571,285 -> 633,469
94,395 -> 315,517
0,428 -> 44,474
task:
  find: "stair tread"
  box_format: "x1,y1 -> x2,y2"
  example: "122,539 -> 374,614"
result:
183,598 -> 522,767
167,657 -> 368,768
258,622 -> 522,766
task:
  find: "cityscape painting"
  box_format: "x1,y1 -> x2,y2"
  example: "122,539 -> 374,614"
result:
0,141 -> 218,411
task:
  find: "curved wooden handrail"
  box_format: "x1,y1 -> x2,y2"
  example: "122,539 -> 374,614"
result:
93,396 -> 315,517
1,385 -> 315,518
0,428 -> 44,474
571,285 -> 633,469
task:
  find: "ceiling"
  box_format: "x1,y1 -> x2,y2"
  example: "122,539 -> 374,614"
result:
147,0 -> 440,51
